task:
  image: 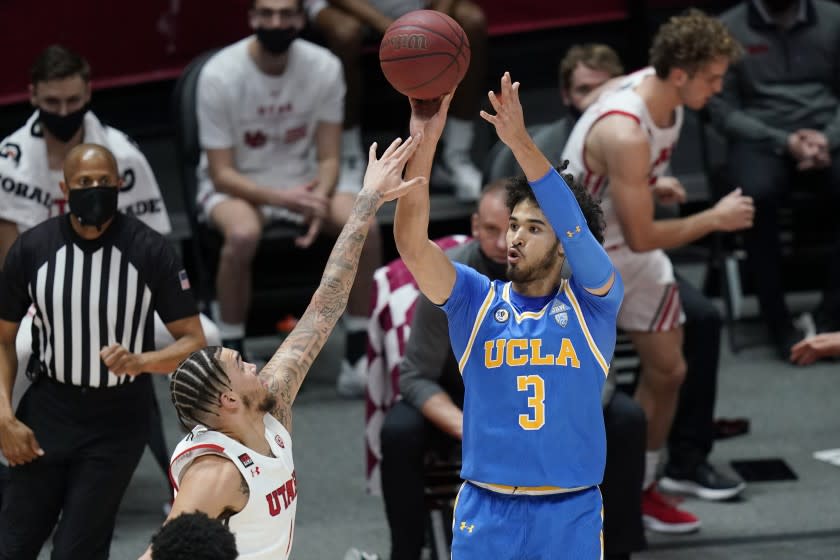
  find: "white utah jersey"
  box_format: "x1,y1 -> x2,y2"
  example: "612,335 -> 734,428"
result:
561,67 -> 683,249
170,414 -> 297,560
195,36 -> 344,207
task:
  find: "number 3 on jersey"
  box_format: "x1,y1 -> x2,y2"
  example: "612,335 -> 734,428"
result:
517,375 -> 545,430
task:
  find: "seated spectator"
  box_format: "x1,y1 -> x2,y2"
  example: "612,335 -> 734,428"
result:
485,43 -> 623,182
708,0 -> 840,360
196,0 -> 380,396
150,512 -> 238,560
370,180 -> 645,560
306,0 -> 488,200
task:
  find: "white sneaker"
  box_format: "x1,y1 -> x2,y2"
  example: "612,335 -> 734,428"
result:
336,358 -> 367,399
337,153 -> 365,193
442,151 -> 481,201
343,548 -> 381,560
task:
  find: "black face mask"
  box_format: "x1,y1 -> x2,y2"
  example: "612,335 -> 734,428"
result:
255,26 -> 299,54
39,104 -> 88,142
68,186 -> 118,231
763,0 -> 797,13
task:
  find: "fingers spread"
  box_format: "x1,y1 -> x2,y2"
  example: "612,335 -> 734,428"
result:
383,137 -> 403,159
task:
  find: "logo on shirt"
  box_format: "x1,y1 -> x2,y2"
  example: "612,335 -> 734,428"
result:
284,124 -> 307,144
238,453 -> 254,468
551,302 -> 569,328
244,130 -> 267,148
250,466 -> 261,477
0,142 -> 21,165
274,434 -> 285,449
266,471 -> 298,517
494,308 -> 509,323
178,269 -> 191,291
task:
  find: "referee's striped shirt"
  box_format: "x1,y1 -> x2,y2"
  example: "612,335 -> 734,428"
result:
0,213 -> 198,388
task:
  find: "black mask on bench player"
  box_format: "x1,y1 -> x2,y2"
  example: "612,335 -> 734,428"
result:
255,26 -> 299,54
68,186 -> 119,230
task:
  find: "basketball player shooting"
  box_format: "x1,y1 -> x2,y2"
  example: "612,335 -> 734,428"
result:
137,135 -> 424,560
394,73 -> 623,559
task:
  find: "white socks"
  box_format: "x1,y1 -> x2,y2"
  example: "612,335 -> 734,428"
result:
643,450 -> 662,490
341,313 -> 368,333
210,301 -> 245,341
341,127 -> 364,159
442,117 -> 475,158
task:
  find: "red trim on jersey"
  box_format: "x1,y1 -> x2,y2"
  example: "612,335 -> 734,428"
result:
654,284 -> 680,332
285,516 -> 295,555
581,110 -> 642,193
168,443 -> 226,491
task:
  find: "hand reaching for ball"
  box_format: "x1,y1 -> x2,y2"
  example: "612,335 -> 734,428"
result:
409,91 -> 454,142
480,72 -> 529,150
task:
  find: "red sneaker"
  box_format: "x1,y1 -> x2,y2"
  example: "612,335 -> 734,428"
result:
642,486 -> 701,534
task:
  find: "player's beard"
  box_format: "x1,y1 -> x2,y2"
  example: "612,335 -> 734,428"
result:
507,240 -> 560,284
243,392 -> 279,413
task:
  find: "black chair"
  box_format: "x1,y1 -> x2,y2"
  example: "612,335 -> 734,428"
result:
422,449 -> 462,560
171,50 -> 334,336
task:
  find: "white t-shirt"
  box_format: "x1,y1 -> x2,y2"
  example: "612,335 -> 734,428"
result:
170,414 -> 297,560
196,37 -> 344,207
561,67 -> 683,249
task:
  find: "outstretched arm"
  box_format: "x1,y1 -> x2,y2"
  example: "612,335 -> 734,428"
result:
480,72 -> 615,295
394,94 -> 459,305
260,137 -> 425,428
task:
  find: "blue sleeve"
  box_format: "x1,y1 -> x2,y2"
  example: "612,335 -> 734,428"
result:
530,168 -> 615,290
439,263 -> 493,357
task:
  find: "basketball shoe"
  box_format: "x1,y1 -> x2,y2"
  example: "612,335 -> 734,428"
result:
659,462 -> 746,501
641,486 -> 701,534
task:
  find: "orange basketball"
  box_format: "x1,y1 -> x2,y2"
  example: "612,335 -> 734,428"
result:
379,10 -> 471,100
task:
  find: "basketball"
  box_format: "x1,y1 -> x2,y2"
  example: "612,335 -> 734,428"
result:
379,10 -> 471,100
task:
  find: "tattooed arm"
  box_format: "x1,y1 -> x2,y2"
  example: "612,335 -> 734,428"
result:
259,136 -> 425,430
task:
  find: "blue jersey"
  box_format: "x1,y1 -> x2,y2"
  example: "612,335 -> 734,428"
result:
442,263 -> 623,489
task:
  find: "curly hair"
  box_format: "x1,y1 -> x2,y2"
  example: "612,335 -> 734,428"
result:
649,8 -> 742,79
151,512 -> 238,560
505,162 -> 606,245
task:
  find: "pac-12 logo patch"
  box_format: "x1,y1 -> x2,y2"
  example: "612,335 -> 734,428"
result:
274,434 -> 285,449
494,308 -> 509,323
551,301 -> 569,327
238,453 -> 254,468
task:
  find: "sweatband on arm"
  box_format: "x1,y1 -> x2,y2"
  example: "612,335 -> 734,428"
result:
529,168 -> 615,289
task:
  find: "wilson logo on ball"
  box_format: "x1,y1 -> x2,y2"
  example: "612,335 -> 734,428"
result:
386,34 -> 429,51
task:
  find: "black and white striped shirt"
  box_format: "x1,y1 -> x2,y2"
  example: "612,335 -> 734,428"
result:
0,214 -> 198,388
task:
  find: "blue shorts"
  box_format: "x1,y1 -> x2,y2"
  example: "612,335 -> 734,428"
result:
451,483 -> 603,560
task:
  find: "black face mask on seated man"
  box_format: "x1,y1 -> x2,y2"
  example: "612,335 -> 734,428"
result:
255,26 -> 299,55
39,104 -> 88,143
762,0 -> 798,13
68,186 -> 119,231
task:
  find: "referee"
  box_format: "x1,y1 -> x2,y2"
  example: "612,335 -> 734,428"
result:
0,144 -> 206,559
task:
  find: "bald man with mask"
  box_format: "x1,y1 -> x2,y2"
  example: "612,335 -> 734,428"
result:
0,144 -> 205,559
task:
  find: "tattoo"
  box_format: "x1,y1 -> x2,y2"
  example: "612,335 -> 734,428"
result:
264,191 -> 381,423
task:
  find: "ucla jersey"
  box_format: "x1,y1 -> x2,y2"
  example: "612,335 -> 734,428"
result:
442,264 -> 622,489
